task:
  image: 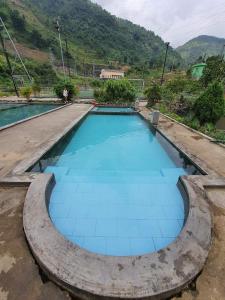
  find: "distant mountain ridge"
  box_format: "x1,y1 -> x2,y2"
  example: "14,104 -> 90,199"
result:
177,35 -> 225,64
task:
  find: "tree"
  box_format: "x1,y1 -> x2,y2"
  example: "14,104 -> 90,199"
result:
144,84 -> 161,107
201,56 -> 225,87
31,29 -> 46,48
194,81 -> 225,124
10,10 -> 26,31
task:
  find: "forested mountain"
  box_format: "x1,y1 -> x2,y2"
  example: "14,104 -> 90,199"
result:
177,35 -> 225,64
0,0 -> 181,68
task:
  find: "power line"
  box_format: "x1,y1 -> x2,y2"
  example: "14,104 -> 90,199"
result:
0,17 -> 32,82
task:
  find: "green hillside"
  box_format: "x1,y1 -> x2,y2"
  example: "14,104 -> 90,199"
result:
0,0 -> 181,68
177,35 -> 225,64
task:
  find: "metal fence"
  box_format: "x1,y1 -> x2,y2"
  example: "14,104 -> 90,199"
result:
0,81 -> 145,99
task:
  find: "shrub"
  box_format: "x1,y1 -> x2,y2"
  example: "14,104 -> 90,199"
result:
54,80 -> 78,101
165,77 -> 187,94
194,81 -> 225,124
93,88 -> 105,102
201,56 -> 225,87
10,10 -> 26,31
203,123 -> 215,133
185,80 -> 202,94
20,86 -> 32,101
144,84 -> 161,107
161,87 -> 175,103
94,80 -> 136,103
184,117 -> 200,130
90,79 -> 103,88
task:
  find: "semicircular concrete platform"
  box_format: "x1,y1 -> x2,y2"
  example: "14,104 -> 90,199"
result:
23,173 -> 212,299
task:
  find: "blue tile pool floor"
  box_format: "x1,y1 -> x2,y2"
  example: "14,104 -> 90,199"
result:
46,114 -> 187,256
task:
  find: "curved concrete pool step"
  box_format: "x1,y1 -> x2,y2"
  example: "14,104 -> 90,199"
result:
23,173 -> 212,299
44,166 -> 187,184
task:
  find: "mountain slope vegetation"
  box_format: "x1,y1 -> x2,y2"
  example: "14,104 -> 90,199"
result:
177,35 -> 225,64
0,0 -> 181,68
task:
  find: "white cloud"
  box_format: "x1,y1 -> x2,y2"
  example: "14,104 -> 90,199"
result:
91,0 -> 225,47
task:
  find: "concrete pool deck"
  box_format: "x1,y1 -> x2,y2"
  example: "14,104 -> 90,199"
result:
0,104 -> 225,299
0,104 -> 92,177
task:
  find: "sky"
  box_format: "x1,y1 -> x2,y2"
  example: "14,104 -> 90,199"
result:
91,0 -> 225,47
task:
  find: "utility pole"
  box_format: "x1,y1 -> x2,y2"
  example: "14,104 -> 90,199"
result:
65,38 -> 71,77
0,28 -> 19,97
55,17 -> 66,79
160,42 -> 170,85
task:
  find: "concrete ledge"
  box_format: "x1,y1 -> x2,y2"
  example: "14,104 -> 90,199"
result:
23,174 -> 212,299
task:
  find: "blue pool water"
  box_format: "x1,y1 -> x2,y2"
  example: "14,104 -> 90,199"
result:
38,113 -> 195,256
93,106 -> 134,112
0,104 -> 60,128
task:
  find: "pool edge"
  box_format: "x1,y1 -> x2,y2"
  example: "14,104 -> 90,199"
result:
23,173 -> 212,299
6,106 -> 212,298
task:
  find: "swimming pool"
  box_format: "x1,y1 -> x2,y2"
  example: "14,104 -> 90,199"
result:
0,103 -> 61,128
33,112 -> 201,256
93,106 -> 134,113
23,108 -> 211,298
